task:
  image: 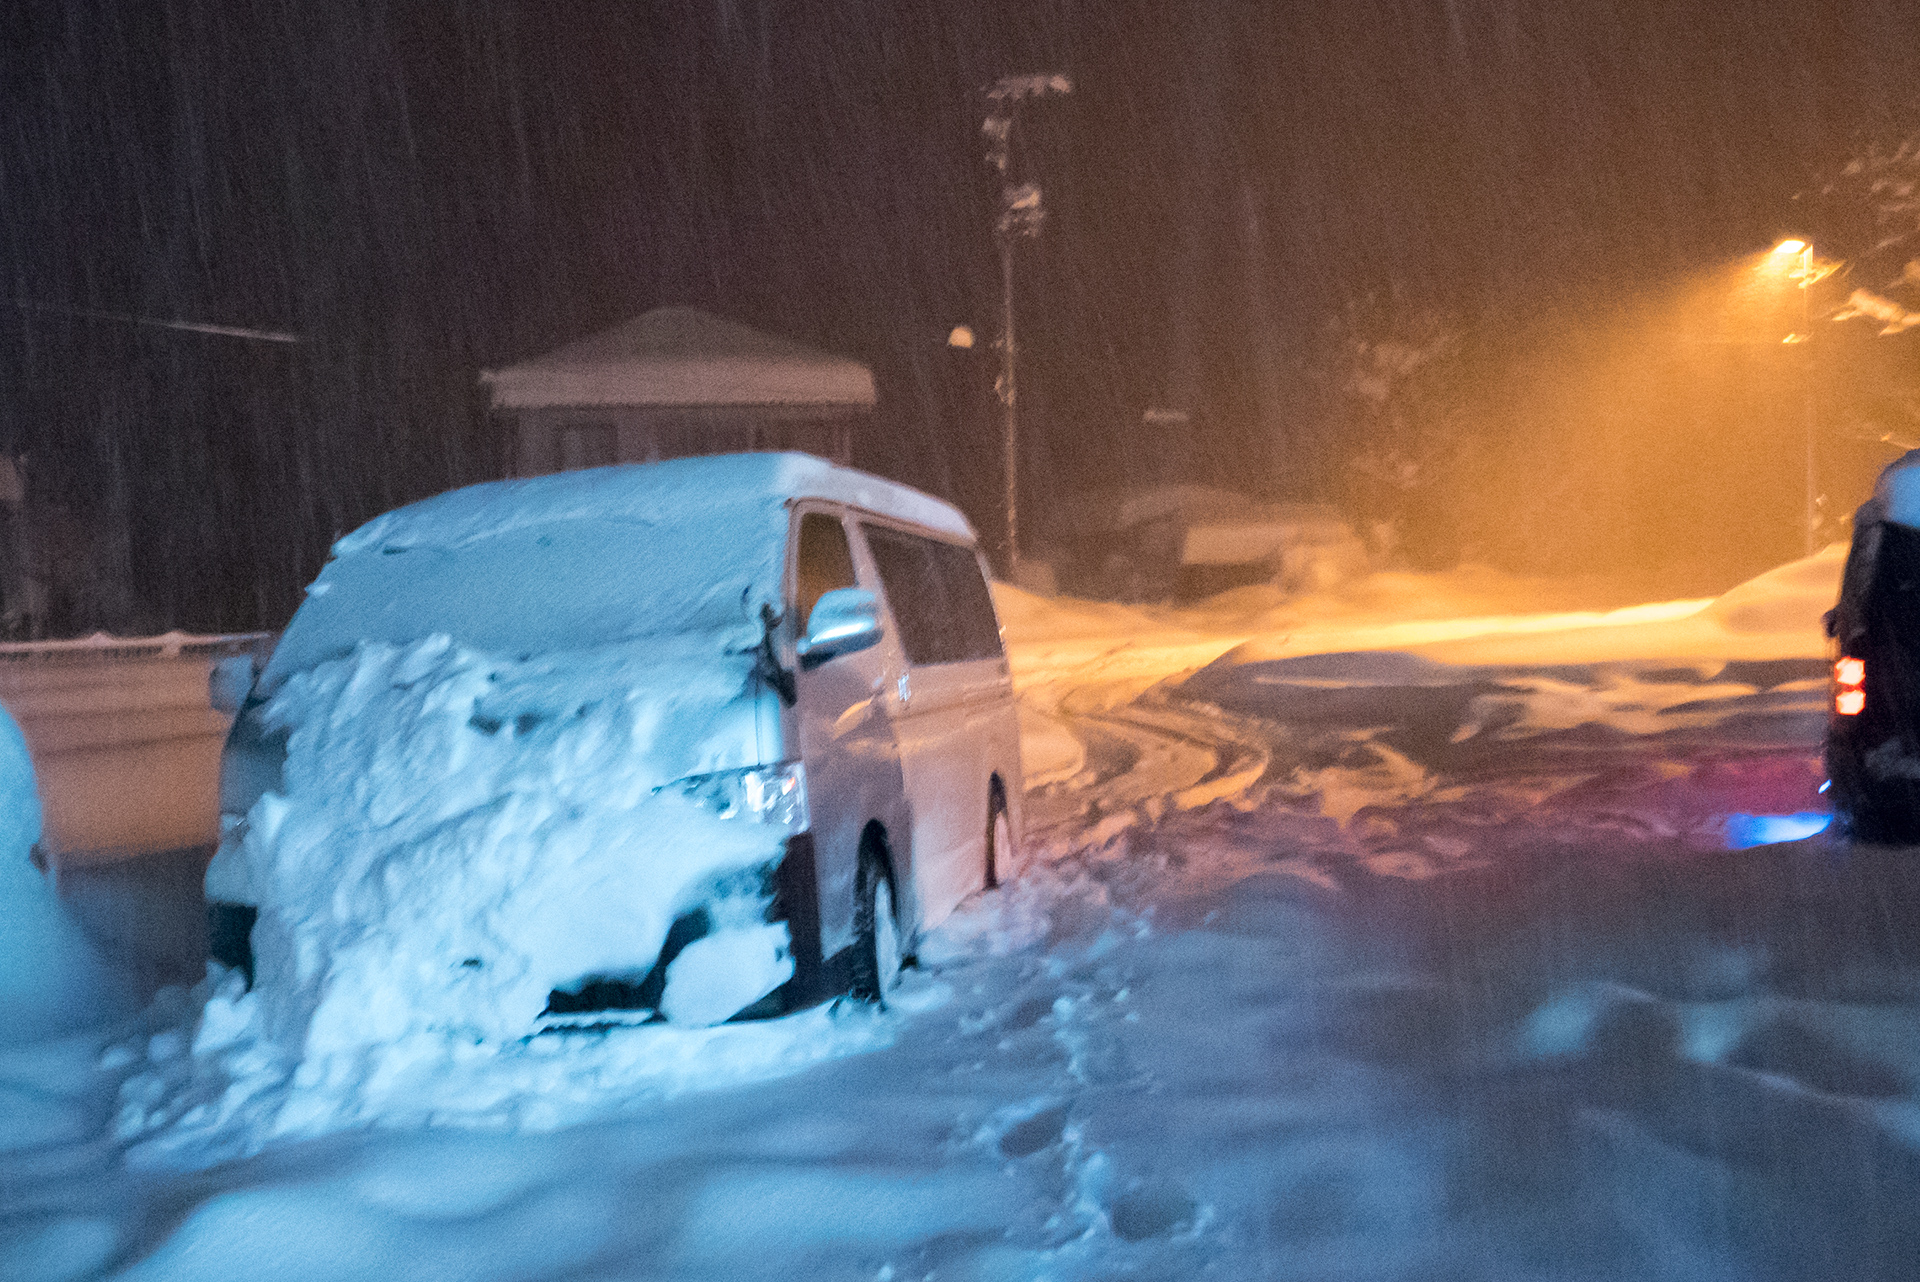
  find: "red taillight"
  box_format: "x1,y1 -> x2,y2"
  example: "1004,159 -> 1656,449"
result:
1834,656 -> 1866,716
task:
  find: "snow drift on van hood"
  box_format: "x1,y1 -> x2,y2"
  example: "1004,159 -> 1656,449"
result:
238,631 -> 796,1059
109,629 -> 877,1161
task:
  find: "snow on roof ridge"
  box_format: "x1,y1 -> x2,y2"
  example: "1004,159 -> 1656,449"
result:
479,308 -> 876,409
334,453 -> 972,559
496,308 -> 846,369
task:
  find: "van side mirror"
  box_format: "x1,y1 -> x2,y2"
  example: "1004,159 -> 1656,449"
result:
797,588 -> 882,670
210,654 -> 257,715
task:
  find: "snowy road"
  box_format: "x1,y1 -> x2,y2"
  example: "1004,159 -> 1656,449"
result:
997,630 -> 1915,1281
8,556 -> 1920,1281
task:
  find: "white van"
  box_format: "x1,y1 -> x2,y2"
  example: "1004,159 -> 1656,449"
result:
206,454 -> 1023,1029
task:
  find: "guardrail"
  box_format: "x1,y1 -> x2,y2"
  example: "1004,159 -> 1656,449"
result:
0,632 -> 275,866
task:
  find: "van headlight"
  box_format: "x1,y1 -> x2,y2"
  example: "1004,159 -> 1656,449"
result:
660,761 -> 808,830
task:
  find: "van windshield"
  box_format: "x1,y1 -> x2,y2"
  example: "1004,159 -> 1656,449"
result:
263,506 -> 788,688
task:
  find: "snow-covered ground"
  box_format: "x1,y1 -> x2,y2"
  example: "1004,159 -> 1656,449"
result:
8,545 -> 1919,1281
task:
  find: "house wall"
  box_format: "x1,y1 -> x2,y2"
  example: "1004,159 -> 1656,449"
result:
511,404 -> 860,476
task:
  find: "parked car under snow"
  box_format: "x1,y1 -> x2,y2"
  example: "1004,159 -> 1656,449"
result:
205,454 -> 1022,1046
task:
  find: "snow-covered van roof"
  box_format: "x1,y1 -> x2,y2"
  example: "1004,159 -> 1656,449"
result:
265,455 -> 973,686
337,453 -> 969,556
479,308 -> 877,410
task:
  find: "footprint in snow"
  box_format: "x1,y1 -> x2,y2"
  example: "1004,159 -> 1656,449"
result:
997,1104 -> 1069,1159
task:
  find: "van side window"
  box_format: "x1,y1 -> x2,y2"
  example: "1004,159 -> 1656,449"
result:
861,525 -> 1003,666
795,512 -> 857,630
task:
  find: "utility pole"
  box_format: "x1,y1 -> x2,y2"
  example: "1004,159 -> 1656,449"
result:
1796,245 -> 1817,557
1771,238 -> 1828,555
983,73 -> 1070,572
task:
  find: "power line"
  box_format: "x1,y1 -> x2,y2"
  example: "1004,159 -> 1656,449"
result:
7,298 -> 301,345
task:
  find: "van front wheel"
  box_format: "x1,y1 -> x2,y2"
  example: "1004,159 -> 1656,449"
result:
985,792 -> 1011,890
851,857 -> 903,1006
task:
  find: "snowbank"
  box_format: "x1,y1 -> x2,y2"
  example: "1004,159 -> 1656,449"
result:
111,974 -> 891,1165
107,630 -> 846,1161
0,704 -> 126,1046
1209,543 -> 1843,669
1412,543 -> 1842,666
242,633 -> 791,1056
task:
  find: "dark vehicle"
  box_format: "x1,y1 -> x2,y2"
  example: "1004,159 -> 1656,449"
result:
1825,452 -> 1920,842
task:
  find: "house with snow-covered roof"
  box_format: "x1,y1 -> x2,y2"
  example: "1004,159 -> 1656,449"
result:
480,307 -> 874,476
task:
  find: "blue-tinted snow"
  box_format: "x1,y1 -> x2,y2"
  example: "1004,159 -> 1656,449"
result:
1875,447 -> 1920,529
5,548 -> 1918,1280
0,704 -> 128,1051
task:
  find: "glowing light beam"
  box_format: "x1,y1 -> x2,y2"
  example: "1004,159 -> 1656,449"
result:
1724,812 -> 1831,849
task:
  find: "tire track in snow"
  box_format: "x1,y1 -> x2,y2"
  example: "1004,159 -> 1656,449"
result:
1022,689 -> 1271,850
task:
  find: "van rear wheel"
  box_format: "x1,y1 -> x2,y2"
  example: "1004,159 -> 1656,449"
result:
851,856 -> 903,1006
985,791 -> 1011,890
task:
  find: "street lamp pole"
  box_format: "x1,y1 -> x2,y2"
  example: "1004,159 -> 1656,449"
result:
1796,241 -> 1817,557
999,231 -> 1018,568
1804,303 -> 1817,558
1774,238 -> 1819,555
983,73 -> 1070,573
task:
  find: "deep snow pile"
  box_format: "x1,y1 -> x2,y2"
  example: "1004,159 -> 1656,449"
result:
0,704 -> 126,1048
110,972 -> 890,1168
108,631 -> 836,1163
1408,541 -> 1843,667
996,541 -> 1844,676
241,633 -> 791,1051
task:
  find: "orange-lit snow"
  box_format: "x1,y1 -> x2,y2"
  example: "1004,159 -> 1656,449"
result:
998,544 -> 1844,788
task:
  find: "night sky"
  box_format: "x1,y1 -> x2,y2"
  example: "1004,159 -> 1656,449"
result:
4,0 -> 1919,632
